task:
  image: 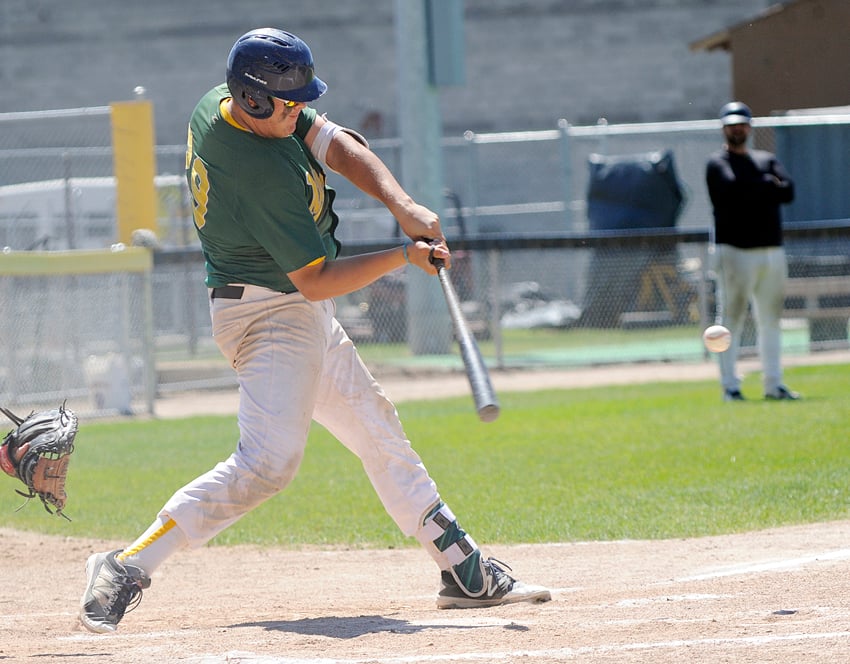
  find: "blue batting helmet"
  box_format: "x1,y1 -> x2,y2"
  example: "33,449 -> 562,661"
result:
226,28 -> 327,119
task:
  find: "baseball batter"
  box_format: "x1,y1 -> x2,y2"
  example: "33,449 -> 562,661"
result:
79,27 -> 550,633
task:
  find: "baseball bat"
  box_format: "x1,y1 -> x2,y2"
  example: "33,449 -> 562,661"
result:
432,257 -> 500,423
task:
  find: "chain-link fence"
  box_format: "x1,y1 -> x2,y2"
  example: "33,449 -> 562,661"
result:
2,226 -> 848,417
0,106 -> 193,252
147,222 -> 849,390
1,107 -> 848,414
0,248 -> 155,417
0,107 -> 114,250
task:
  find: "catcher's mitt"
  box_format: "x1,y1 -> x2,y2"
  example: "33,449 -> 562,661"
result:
0,404 -> 77,520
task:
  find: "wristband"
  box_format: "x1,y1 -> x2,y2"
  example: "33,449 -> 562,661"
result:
402,243 -> 411,264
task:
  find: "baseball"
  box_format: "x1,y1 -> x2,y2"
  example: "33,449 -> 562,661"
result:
703,324 -> 731,353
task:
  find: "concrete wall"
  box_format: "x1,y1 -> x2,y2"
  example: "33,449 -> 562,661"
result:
0,0 -> 771,146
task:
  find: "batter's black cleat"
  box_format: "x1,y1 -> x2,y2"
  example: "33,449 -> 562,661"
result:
80,549 -> 150,633
723,389 -> 745,402
436,557 -> 551,609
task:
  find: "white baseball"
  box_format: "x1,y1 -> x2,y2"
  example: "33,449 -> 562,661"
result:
703,325 -> 731,353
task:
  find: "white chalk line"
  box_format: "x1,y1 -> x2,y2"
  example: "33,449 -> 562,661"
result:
615,593 -> 731,607
676,547 -> 850,582
0,610 -> 77,622
180,630 -> 850,663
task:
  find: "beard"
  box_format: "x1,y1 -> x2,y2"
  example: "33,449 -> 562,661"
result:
725,131 -> 748,148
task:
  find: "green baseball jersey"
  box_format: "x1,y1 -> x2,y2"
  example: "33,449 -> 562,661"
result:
185,84 -> 341,292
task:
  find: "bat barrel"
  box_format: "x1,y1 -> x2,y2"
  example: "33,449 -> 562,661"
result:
436,266 -> 500,422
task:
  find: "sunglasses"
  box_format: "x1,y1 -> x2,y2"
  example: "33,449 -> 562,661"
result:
281,99 -> 298,108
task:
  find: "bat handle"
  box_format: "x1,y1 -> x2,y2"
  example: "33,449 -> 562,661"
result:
428,243 -> 445,270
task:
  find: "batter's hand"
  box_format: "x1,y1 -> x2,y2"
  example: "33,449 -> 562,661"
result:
407,239 -> 450,275
395,201 -> 445,244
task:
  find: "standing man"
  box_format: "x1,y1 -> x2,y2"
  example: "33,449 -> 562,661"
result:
79,28 -> 550,633
706,101 -> 800,402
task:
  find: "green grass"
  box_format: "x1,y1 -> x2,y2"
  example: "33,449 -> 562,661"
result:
2,363 -> 848,548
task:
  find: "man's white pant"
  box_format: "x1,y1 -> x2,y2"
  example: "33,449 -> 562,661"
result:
161,285 -> 441,548
713,244 -> 787,394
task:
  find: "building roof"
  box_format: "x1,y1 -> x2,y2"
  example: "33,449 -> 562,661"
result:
689,1 -> 790,52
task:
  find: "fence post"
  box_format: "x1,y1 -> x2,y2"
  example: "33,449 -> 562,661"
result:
141,255 -> 156,415
394,0 -> 452,355
463,130 -> 480,233
488,248 -> 504,369
62,152 -> 76,249
110,98 -> 158,245
698,242 -> 712,360
596,117 -> 609,154
558,119 -> 574,228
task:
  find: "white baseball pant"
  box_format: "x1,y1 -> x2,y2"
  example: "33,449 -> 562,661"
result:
160,284 -> 441,548
713,244 -> 788,394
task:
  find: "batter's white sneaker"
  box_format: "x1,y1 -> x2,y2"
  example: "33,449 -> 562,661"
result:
436,557 -> 551,609
80,549 -> 150,633
765,385 -> 801,401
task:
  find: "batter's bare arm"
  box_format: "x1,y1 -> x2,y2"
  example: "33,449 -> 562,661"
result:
288,241 -> 449,302
305,116 -> 445,242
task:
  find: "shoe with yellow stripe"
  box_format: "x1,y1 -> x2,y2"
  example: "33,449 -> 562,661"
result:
79,549 -> 150,633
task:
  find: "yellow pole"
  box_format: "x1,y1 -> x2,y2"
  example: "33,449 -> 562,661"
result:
110,100 -> 158,245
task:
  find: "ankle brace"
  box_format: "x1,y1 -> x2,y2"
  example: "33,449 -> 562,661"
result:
416,502 -> 485,595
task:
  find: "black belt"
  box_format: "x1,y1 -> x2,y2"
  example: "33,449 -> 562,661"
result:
210,285 -> 295,300
210,286 -> 245,300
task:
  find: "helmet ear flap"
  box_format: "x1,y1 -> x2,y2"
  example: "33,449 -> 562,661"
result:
241,92 -> 275,119
227,72 -> 275,119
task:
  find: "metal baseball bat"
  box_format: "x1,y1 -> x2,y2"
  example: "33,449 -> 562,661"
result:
432,258 -> 500,423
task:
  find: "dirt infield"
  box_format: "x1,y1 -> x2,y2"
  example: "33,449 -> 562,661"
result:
3,521 -> 850,663
5,352 -> 850,663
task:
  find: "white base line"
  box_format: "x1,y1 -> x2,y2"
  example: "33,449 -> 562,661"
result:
0,611 -> 76,620
182,631 -> 850,663
677,548 -> 850,582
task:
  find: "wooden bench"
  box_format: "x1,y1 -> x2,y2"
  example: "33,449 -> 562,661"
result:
783,275 -> 850,347
783,275 -> 850,320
